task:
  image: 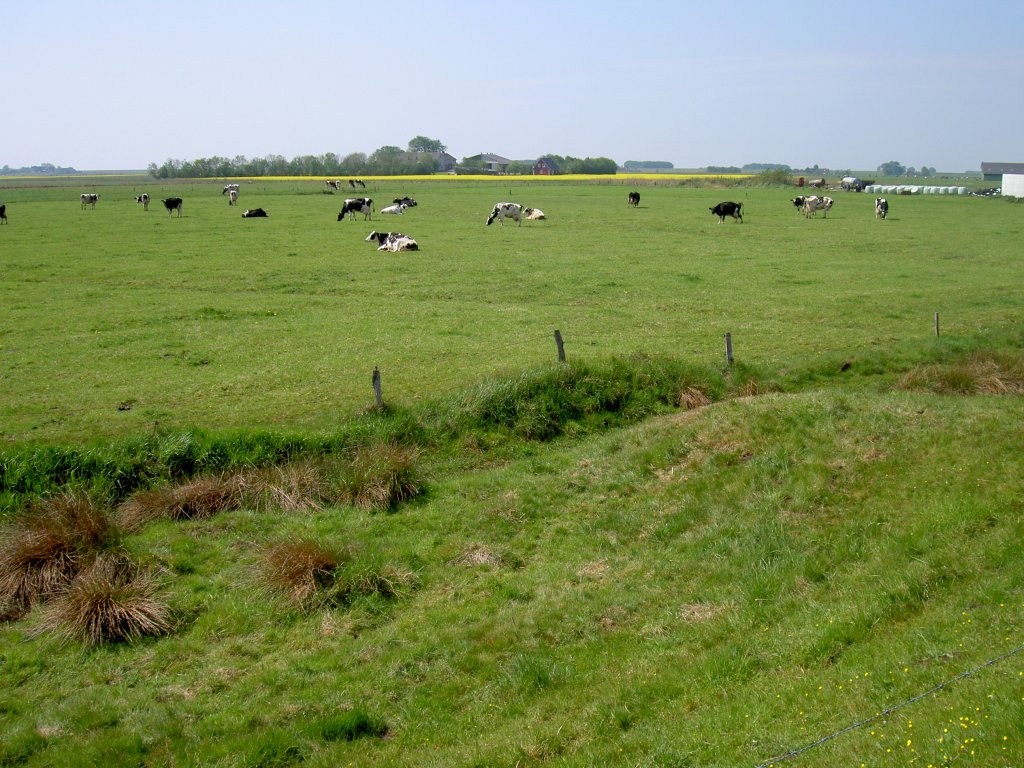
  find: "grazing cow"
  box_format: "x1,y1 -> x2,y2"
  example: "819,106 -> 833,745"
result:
80,193 -> 100,209
393,197 -> 417,207
325,180 -> 341,191
349,179 -> 366,188
0,203 -> 7,224
524,207 -> 545,220
709,201 -> 743,223
162,197 -> 184,217
135,194 -> 150,211
628,191 -> 640,207
486,202 -> 523,226
875,198 -> 889,219
222,184 -> 240,195
380,203 -> 407,215
228,189 -> 239,206
337,197 -> 374,221
242,208 -> 268,218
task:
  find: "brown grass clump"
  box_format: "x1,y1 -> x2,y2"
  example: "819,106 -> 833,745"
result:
264,539 -> 342,607
38,554 -> 170,645
898,352 -> 1024,395
241,459 -> 334,513
451,543 -> 504,567
118,474 -> 243,530
340,443 -> 421,511
678,386 -> 711,410
0,492 -> 114,618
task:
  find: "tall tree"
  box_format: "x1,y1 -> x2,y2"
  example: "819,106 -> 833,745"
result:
408,136 -> 447,154
877,160 -> 906,176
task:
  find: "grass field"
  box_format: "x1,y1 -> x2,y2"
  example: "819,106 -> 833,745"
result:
1,175 -> 1023,767
2,176 -> 1020,445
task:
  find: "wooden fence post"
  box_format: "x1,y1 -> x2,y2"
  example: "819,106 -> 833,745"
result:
934,312 -> 940,337
724,332 -> 734,366
554,329 -> 566,363
372,366 -> 382,408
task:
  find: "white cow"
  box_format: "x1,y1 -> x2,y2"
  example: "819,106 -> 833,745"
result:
803,195 -> 834,218
486,202 -> 523,226
524,207 -> 545,220
228,189 -> 239,206
380,203 -> 407,215
135,193 -> 150,211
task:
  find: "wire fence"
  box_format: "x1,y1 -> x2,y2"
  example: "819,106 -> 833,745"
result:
753,640 -> 1024,767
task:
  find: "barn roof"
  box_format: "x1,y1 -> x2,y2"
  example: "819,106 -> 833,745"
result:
981,161 -> 1024,175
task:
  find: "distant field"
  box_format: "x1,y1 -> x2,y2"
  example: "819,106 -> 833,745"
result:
1,177 -> 1021,445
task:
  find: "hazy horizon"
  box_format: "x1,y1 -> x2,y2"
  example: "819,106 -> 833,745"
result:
7,1 -> 1022,174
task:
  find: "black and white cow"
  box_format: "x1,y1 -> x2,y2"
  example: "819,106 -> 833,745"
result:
393,196 -> 417,207
709,201 -> 743,223
364,230 -> 419,251
486,202 -> 523,226
228,189 -> 239,206
364,230 -> 404,246
222,184 -> 240,195
337,198 -> 373,221
242,208 -> 268,218
80,193 -> 100,209
325,180 -> 341,191
524,207 -> 545,220
162,197 -> 184,217
0,204 -> 7,224
791,196 -> 806,213
628,191 -> 640,207
135,193 -> 150,210
875,198 -> 889,219
803,195 -> 834,218
349,179 -> 366,188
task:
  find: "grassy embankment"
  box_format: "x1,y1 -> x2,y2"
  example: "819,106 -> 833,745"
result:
1,177 -> 1022,766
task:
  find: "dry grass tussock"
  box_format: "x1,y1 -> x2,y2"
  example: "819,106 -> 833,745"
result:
678,386 -> 711,410
240,459 -> 336,513
0,491 -> 114,619
37,553 -> 169,645
118,474 -> 243,530
263,539 -> 342,607
451,543 -> 504,567
898,351 -> 1024,395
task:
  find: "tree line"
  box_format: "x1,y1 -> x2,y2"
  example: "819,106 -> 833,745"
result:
147,136 -> 619,179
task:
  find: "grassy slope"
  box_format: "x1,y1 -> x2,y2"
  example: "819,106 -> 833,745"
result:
2,379 -> 1022,767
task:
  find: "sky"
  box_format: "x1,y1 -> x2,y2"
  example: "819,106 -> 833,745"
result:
5,1 -> 1023,173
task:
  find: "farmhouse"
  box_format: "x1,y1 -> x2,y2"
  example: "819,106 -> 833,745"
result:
465,153 -> 511,174
428,151 -> 457,173
533,156 -> 560,176
980,161 -> 1024,182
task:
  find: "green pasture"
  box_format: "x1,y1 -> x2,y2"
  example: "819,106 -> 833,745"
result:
2,177 -> 1024,767
2,177 -> 1020,445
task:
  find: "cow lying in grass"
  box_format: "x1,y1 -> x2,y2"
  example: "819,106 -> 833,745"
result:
364,230 -> 418,251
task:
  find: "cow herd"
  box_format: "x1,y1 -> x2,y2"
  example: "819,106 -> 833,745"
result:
0,182 -> 901,238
